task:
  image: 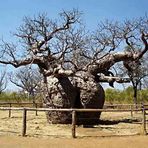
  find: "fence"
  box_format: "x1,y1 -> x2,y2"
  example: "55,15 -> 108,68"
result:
0,106 -> 147,138
0,102 -> 42,117
0,102 -> 145,118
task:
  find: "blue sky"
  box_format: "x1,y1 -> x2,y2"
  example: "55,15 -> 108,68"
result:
0,0 -> 148,90
0,0 -> 148,38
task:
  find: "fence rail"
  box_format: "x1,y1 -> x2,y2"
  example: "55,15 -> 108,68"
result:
1,102 -> 147,108
0,102 -> 42,105
0,102 -> 147,118
0,106 -> 147,138
1,102 -> 147,109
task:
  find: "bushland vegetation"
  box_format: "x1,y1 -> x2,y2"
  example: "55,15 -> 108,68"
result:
105,86 -> 148,104
0,91 -> 42,103
0,86 -> 147,104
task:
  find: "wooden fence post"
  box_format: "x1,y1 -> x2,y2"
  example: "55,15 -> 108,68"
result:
130,105 -> 133,118
35,103 -> 38,116
142,106 -> 147,135
22,108 -> 27,137
8,103 -> 11,118
72,110 -> 76,138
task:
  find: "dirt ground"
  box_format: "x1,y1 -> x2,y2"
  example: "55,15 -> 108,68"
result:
0,135 -> 148,148
0,110 -> 148,147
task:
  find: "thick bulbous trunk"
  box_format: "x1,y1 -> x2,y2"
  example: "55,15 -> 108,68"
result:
43,71 -> 105,125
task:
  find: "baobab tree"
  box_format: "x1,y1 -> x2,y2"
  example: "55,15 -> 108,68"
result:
0,9 -> 148,124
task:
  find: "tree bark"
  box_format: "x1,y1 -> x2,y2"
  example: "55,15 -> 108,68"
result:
42,71 -> 105,125
133,86 -> 138,109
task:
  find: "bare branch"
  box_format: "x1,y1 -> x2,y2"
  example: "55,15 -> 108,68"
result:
98,73 -> 130,83
138,32 -> 148,59
9,66 -> 43,96
0,69 -> 7,93
0,10 -> 148,85
87,51 -> 138,75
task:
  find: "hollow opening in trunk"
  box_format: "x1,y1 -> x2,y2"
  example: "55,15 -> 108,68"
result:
73,90 -> 82,108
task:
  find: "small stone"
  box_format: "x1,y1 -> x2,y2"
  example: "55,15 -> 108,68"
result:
35,126 -> 40,130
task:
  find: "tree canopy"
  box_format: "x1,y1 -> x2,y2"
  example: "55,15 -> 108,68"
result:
0,9 -> 148,86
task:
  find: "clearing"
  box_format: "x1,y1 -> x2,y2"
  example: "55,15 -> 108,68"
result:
0,109 -> 148,148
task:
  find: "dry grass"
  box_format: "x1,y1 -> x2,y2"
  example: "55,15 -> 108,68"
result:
0,110 -> 144,138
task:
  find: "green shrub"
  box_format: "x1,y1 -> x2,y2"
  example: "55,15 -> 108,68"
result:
105,86 -> 148,104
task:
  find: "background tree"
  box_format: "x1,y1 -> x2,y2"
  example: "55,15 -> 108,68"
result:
142,54 -> 148,89
0,10 -> 148,124
9,66 -> 43,103
0,69 -> 7,94
105,86 -> 148,104
117,46 -> 148,106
